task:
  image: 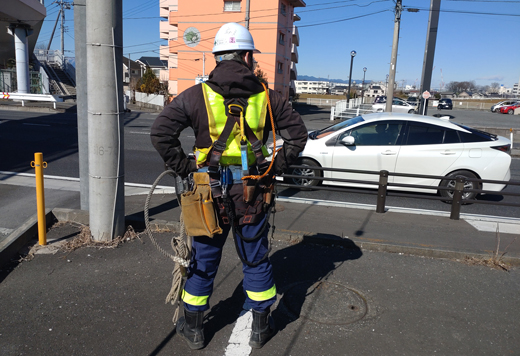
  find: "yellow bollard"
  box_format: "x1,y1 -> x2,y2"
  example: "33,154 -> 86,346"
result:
31,153 -> 47,245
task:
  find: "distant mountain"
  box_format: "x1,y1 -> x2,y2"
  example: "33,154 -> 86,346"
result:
297,75 -> 372,84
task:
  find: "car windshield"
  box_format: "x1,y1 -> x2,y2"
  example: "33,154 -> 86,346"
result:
374,96 -> 386,103
310,116 -> 365,139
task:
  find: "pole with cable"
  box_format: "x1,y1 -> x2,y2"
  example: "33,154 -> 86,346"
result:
347,50 -> 356,106
385,0 -> 402,112
245,0 -> 251,29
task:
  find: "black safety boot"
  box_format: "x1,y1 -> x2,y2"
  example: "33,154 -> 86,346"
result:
249,308 -> 276,349
176,308 -> 205,350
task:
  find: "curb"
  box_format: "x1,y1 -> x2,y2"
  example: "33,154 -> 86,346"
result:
0,104 -> 66,114
2,207 -> 519,269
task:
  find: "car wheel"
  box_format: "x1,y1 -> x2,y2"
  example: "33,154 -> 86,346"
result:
285,158 -> 322,187
508,109 -> 514,115
408,109 -> 415,114
439,170 -> 480,202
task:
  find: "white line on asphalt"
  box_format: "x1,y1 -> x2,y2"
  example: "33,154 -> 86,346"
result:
0,227 -> 13,235
22,123 -> 50,127
224,309 -> 252,356
129,131 -> 150,135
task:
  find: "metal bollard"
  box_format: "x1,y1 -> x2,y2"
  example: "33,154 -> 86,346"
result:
376,170 -> 389,213
449,176 -> 465,220
31,153 -> 48,245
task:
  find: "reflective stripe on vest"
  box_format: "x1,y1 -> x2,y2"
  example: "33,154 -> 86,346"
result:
196,83 -> 269,166
246,284 -> 277,302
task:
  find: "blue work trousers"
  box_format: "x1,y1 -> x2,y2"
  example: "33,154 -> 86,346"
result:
183,215 -> 276,313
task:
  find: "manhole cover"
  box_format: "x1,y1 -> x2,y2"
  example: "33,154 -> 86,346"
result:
282,281 -> 367,325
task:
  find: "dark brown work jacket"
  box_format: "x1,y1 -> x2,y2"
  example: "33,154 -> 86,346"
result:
150,60 -> 308,180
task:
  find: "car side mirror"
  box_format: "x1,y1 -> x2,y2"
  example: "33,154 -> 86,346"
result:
341,136 -> 355,145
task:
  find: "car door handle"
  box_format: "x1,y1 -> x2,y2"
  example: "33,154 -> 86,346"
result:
381,150 -> 397,155
440,151 -> 456,155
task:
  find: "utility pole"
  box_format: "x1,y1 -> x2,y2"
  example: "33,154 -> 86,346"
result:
86,0 -> 125,241
245,0 -> 251,29
61,2 -> 65,59
385,0 -> 402,112
74,0 -> 88,210
47,9 -> 61,51
203,52 -> 205,76
418,0 -> 441,115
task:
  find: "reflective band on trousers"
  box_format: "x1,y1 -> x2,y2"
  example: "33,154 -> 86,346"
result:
246,285 -> 276,302
182,289 -> 209,306
196,83 -> 269,165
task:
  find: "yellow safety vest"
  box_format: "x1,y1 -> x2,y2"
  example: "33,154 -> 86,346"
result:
195,83 -> 269,166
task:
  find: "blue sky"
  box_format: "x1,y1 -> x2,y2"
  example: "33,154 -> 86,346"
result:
38,0 -> 520,89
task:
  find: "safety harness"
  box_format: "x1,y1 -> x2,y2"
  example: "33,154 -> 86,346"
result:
200,82 -> 279,267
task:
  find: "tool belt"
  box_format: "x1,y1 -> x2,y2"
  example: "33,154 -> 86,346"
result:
180,172 -> 222,238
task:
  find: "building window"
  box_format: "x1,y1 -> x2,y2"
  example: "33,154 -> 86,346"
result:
279,32 -> 285,45
224,1 -> 241,11
281,3 -> 287,15
277,62 -> 283,74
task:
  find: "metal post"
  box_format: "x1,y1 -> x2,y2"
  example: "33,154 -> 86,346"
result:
245,0 -> 251,29
31,153 -> 47,245
87,0 -> 125,241
74,0 -> 89,211
418,0 -> 441,116
347,50 -> 356,106
385,0 -> 402,112
376,170 -> 389,213
361,67 -> 367,104
449,176 -> 465,220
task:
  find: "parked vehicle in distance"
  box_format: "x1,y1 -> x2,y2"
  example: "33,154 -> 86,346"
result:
437,98 -> 453,110
499,102 -> 520,115
285,112 -> 512,201
491,100 -> 518,113
372,97 -> 417,114
406,96 -> 418,105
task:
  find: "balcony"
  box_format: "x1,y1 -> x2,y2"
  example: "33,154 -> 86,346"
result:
169,53 -> 178,68
160,45 -> 169,61
170,25 -> 178,40
160,5 -> 168,19
170,0 -> 178,11
292,26 -> 299,46
160,21 -> 170,40
291,43 -> 298,63
290,62 -> 297,80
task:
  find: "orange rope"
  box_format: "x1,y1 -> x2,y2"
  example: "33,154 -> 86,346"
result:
242,82 -> 279,181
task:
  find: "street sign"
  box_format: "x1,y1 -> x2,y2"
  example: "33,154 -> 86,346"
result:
2,92 -> 9,99
422,91 -> 431,100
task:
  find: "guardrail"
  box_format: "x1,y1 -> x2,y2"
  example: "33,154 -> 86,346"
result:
279,165 -> 520,220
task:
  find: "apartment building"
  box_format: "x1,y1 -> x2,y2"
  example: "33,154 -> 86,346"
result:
159,0 -> 305,98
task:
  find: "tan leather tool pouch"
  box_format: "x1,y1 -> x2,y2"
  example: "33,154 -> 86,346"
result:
181,173 -> 222,237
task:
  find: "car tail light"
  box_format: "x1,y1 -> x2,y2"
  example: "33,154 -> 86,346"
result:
491,144 -> 511,153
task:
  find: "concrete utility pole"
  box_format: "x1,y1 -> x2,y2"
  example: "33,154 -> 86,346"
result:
385,0 -> 402,112
74,0 -> 88,210
61,2 -> 65,58
86,0 -> 125,241
418,0 -> 441,115
245,0 -> 251,29
47,10 -> 61,51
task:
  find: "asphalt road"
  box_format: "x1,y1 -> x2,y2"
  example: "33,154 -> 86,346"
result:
0,106 -> 519,218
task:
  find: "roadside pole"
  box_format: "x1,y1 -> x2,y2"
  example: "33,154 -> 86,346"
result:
86,0 -> 125,241
385,0 -> 402,113
418,0 -> 441,116
73,0 -> 88,211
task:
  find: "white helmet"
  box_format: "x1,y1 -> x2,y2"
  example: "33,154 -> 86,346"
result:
212,22 -> 260,54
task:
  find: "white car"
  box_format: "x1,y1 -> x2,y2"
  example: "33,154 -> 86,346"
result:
490,100 -> 518,113
372,97 -> 417,114
286,113 -> 512,200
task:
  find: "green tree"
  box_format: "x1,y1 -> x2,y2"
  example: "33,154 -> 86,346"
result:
138,67 -> 161,94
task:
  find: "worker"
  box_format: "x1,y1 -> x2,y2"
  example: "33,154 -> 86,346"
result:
150,22 -> 307,350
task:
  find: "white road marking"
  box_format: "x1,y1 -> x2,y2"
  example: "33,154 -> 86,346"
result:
465,220 -> 520,235
224,309 -> 252,356
22,123 -> 50,127
129,131 -> 150,135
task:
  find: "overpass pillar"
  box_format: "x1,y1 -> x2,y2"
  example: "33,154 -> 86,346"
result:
8,24 -> 33,94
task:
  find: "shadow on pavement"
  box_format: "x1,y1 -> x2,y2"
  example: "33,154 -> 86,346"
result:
270,237 -> 362,336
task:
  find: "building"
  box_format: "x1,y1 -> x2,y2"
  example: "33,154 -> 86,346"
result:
294,80 -> 329,94
122,56 -> 142,87
159,0 -> 305,98
136,57 -> 168,83
0,0 -> 46,93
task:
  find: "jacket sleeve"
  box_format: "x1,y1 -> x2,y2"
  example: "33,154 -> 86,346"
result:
268,92 -> 308,175
150,90 -> 197,178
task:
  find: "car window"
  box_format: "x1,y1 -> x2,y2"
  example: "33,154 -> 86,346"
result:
313,115 -> 365,139
341,122 -> 403,146
405,123 -> 460,145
